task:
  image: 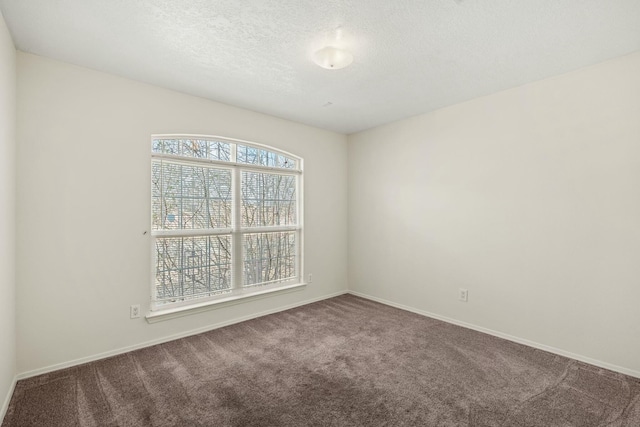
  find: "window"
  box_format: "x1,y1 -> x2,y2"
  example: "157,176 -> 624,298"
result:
151,135 -> 303,312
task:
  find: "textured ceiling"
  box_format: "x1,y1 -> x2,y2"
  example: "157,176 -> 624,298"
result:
2,0 -> 640,134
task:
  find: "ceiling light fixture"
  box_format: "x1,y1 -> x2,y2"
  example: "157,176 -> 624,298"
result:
313,46 -> 353,70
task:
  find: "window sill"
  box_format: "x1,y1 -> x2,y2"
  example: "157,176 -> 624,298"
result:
145,282 -> 308,323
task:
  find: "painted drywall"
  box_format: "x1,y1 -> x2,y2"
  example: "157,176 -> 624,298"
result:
16,53 -> 348,374
348,52 -> 640,375
0,10 -> 16,419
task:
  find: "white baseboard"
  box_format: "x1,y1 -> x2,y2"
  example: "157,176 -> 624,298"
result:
0,375 -> 17,425
17,290 -> 349,380
348,290 -> 640,380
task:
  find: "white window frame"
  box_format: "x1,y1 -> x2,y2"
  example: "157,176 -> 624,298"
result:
148,134 -> 304,319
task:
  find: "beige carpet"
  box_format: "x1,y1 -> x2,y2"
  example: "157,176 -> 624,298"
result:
3,294 -> 640,426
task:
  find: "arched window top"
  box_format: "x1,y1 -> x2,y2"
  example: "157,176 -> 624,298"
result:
151,135 -> 301,171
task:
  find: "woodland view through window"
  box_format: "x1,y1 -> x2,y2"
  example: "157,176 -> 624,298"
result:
151,135 -> 302,310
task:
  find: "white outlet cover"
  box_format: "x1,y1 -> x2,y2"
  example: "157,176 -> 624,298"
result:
130,304 -> 141,319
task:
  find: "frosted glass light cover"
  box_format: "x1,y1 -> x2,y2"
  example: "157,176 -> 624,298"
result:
313,46 -> 353,70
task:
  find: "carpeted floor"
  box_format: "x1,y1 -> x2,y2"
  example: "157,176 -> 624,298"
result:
3,295 -> 640,426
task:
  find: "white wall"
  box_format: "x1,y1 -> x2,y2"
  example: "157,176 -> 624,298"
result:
16,53 -> 348,374
348,52 -> 640,376
0,10 -> 16,419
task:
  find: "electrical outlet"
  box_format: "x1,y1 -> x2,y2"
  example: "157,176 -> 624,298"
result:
308,273 -> 313,283
459,288 -> 468,302
130,304 -> 141,319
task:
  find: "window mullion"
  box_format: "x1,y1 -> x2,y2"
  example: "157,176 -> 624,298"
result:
232,147 -> 243,290
297,163 -> 304,282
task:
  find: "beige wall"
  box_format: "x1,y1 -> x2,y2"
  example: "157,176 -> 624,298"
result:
16,53 -> 348,374
0,10 -> 16,419
348,52 -> 640,376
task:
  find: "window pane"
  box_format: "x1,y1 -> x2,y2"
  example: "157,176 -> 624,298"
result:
152,160 -> 231,230
277,154 -> 296,169
152,138 -> 231,161
237,145 -> 259,165
155,235 -> 232,304
241,171 -> 297,227
237,145 -> 297,170
243,232 -> 296,287
259,150 -> 278,167
153,138 -> 180,155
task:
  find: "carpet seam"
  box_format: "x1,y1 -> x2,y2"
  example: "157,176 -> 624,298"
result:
498,360 -> 576,426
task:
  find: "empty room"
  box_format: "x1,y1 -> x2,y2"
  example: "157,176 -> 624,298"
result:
1,0 -> 640,426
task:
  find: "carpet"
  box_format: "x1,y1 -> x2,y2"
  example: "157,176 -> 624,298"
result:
3,294 -> 640,426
